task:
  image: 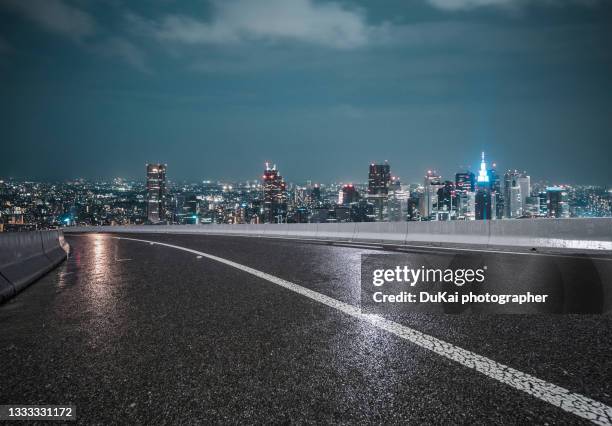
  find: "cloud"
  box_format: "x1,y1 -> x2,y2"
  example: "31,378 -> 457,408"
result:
1,0 -> 95,39
95,37 -> 150,73
129,0 -> 376,49
426,0 -> 602,11
427,0 -> 515,9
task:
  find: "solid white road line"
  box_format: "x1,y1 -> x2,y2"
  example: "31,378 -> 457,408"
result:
117,236 -> 611,425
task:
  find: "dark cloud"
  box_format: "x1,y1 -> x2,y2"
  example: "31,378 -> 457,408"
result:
1,0 -> 96,39
0,0 -> 610,184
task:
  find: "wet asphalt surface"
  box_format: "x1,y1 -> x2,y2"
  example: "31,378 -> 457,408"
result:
0,233 -> 611,424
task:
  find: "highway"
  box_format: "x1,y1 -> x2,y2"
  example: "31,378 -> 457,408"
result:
1,233 -> 611,424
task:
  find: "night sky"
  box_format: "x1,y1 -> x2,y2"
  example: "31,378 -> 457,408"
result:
0,0 -> 611,184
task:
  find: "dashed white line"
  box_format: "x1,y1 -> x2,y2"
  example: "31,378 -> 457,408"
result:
116,236 -> 611,425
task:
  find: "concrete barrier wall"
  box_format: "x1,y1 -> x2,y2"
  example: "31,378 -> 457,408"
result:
63,218 -> 612,252
0,230 -> 70,303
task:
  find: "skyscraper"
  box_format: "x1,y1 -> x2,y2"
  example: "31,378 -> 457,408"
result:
421,170 -> 442,220
475,189 -> 492,220
475,152 -> 492,220
262,162 -> 287,223
340,184 -> 359,206
489,166 -> 504,219
367,162 -> 391,221
503,170 -> 523,218
436,181 -> 455,220
455,172 -> 475,193
546,187 -> 570,218
146,163 -> 167,223
388,176 -> 406,222
455,171 -> 475,220
517,174 -> 531,214
368,162 -> 391,195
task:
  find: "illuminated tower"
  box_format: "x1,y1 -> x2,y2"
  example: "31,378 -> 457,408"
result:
476,152 -> 490,186
146,163 -> 167,223
475,152 -> 492,220
262,162 -> 287,223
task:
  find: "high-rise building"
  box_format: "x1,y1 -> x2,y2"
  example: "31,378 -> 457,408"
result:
517,174 -> 531,214
368,162 -> 391,195
547,187 -> 570,218
475,189 -> 492,220
476,152 -> 490,186
388,176 -> 405,222
340,184 -> 359,206
421,170 -> 442,220
436,181 -> 455,220
475,152 -> 492,220
503,170 -> 523,218
455,171 -> 475,220
146,163 -> 167,223
455,172 -> 475,193
538,191 -> 548,216
262,162 -> 287,223
489,166 -> 504,219
367,162 -> 391,221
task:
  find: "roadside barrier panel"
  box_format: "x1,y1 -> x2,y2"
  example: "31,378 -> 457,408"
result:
0,230 -> 70,301
354,222 -> 409,244
63,218 -> 612,252
488,218 -> 612,251
41,230 -> 69,265
0,231 -> 53,293
405,220 -> 490,247
0,274 -> 14,303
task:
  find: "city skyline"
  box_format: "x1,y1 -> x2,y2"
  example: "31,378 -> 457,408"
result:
2,150 -> 609,232
0,154 -> 605,187
1,1 -> 611,184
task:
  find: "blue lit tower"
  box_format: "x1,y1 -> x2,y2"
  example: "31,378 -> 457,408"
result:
475,152 -> 492,220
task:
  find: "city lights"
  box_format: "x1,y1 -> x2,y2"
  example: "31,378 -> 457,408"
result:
0,153 -> 609,231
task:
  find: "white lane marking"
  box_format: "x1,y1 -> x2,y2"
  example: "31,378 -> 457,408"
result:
115,258 -> 133,262
115,236 -> 611,425
196,256 -> 202,259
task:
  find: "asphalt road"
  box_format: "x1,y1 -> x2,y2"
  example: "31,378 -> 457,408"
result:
1,233 -> 611,424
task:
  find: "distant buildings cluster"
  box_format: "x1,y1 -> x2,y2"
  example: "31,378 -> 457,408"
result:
141,153 -> 610,226
0,154 -> 610,230
414,153 -> 572,222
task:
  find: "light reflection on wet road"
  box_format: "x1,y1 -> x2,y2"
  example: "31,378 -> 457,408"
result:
0,233 -> 610,424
